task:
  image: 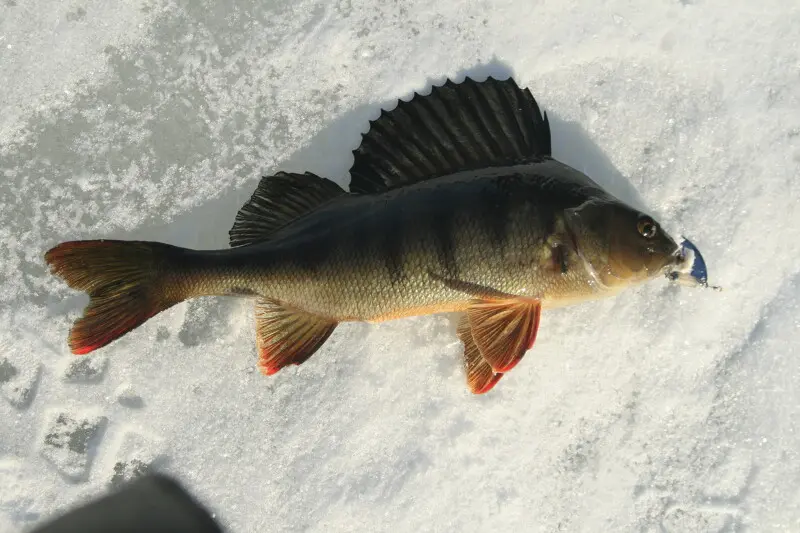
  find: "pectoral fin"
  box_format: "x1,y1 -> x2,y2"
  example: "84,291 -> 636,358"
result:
457,315 -> 503,394
254,299 -> 338,375
427,270 -> 515,300
467,299 -> 542,373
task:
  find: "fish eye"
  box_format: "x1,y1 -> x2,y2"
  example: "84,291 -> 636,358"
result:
637,216 -> 658,239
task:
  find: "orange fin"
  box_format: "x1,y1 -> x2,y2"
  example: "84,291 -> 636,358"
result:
457,315 -> 503,394
254,299 -> 337,375
467,299 -> 542,373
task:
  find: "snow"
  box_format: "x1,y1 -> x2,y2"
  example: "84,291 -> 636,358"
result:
1,0 -> 799,531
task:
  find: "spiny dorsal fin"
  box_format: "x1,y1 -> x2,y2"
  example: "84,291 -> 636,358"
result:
230,172 -> 345,247
348,76 -> 551,194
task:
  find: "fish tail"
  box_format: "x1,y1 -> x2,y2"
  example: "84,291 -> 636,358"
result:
44,240 -> 189,355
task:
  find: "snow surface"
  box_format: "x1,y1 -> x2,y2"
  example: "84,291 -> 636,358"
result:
1,0 -> 800,531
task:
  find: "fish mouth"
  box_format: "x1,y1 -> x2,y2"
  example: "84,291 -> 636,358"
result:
659,244 -> 686,274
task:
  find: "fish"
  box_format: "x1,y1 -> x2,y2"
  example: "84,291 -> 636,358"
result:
45,76 -> 689,394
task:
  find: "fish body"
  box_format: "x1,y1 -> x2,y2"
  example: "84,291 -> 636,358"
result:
173,161 -> 606,315
45,77 -> 683,394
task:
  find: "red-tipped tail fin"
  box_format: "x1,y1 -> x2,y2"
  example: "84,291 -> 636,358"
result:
44,240 -> 184,354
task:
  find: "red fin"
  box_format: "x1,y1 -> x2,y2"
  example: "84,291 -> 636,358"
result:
457,315 -> 503,394
254,299 -> 337,375
44,240 -> 181,354
467,299 -> 542,373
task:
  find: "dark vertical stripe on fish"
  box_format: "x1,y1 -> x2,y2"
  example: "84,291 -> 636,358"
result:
380,206 -> 406,283
294,233 -> 334,272
480,177 -> 513,257
430,207 -> 458,278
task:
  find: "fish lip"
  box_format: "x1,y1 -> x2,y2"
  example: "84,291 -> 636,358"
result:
657,243 -> 685,274
665,240 -> 690,273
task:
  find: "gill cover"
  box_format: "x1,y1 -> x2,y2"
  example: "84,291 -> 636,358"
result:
565,200 -> 680,288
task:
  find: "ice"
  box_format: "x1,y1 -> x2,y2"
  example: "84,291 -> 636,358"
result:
0,352 -> 41,410
2,0 -> 800,531
105,429 -> 167,488
62,354 -> 108,384
39,410 -> 108,483
114,383 -> 143,408
661,506 -> 734,533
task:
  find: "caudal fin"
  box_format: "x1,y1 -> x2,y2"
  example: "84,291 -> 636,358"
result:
44,240 -> 185,355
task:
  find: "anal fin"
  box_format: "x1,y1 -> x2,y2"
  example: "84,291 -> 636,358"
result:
457,315 -> 503,394
467,299 -> 542,373
254,299 -> 338,375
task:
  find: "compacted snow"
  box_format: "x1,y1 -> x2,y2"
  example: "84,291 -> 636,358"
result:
1,1 -> 799,531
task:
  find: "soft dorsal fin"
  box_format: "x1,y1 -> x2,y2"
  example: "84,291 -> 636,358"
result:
229,172 -> 345,247
348,76 -> 551,194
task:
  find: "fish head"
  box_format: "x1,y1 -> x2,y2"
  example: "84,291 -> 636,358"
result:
565,200 -> 681,289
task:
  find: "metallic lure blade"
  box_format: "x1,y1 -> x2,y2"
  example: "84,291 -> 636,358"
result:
668,237 -> 721,290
